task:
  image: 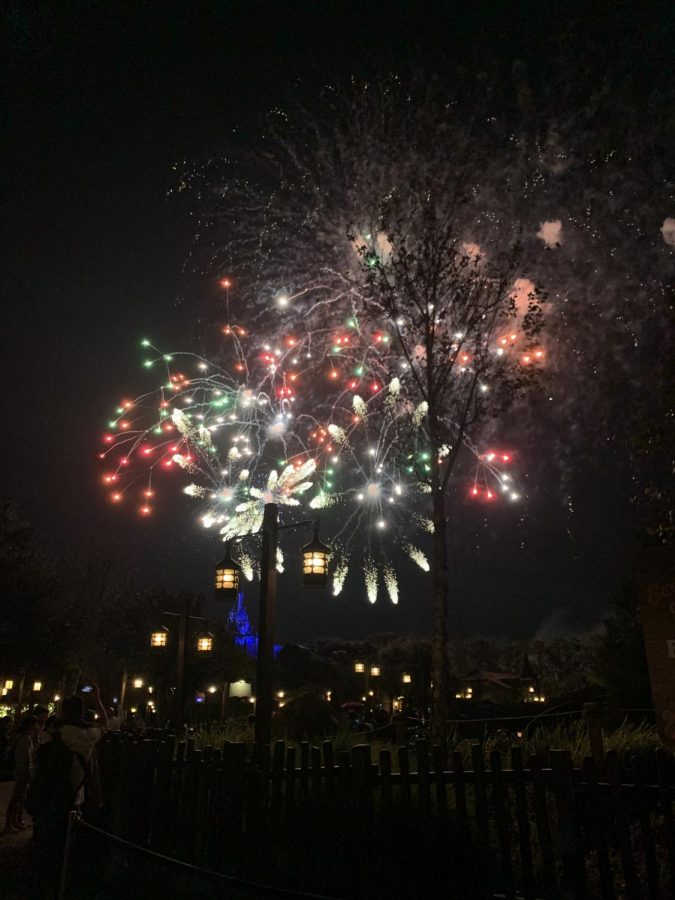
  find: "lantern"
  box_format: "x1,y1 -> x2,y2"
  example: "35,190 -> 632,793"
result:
370,666 -> 381,678
150,626 -> 169,651
214,545 -> 241,600
354,662 -> 365,673
196,632 -> 214,654
133,678 -> 144,689
301,524 -> 330,587
402,673 -> 412,684
32,681 -> 42,692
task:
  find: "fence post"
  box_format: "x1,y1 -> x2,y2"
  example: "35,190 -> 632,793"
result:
57,811 -> 78,900
510,747 -> 535,900
606,751 -> 640,898
550,749 -> 588,897
529,754 -> 558,898
581,756 -> 615,899
631,754 -> 660,898
656,749 -> 675,895
583,702 -> 605,767
351,744 -> 373,897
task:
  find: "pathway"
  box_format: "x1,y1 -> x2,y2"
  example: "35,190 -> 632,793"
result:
0,781 -> 33,899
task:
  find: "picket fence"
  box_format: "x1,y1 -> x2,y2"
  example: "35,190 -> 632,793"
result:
95,733 -> 675,899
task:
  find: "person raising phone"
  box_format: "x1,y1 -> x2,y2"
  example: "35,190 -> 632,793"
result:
59,684 -> 108,785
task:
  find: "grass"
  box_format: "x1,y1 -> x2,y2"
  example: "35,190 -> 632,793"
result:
190,716 -> 661,769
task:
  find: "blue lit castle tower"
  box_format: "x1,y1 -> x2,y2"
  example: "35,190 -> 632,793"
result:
227,592 -> 281,658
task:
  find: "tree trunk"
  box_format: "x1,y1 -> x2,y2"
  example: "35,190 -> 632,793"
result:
431,490 -> 452,751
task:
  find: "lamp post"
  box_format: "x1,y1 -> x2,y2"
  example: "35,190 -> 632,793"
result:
255,503 -> 279,748
354,661 -> 383,707
217,502 -> 330,748
149,595 -> 209,726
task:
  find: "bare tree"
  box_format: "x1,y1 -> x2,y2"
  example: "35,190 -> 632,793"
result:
349,199 -> 543,739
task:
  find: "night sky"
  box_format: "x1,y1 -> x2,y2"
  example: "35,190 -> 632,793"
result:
3,3 -> 672,644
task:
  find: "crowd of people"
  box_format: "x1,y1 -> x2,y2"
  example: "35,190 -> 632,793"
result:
1,685 -> 114,895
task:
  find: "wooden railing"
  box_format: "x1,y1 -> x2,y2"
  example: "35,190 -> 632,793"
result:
96,734 -> 675,899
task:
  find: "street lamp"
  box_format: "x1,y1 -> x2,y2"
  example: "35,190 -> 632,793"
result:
222,503 -> 331,747
370,666 -> 381,678
196,632 -> 214,655
402,673 -> 412,684
133,678 -> 144,689
147,596 -> 210,726
150,626 -> 169,650
214,545 -> 241,600
32,681 -> 42,692
301,525 -> 330,587
354,662 -> 365,674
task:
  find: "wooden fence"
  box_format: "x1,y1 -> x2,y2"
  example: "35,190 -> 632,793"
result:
96,734 -> 675,899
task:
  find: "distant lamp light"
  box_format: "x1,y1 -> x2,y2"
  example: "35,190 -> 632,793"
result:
32,681 -> 42,692
196,632 -> 214,654
133,678 -> 144,689
229,680 -> 252,698
150,626 -> 169,651
54,694 -> 61,702
5,680 -> 14,690
207,685 -> 218,694
402,673 -> 412,684
148,686 -> 154,694
301,524 -> 330,587
354,662 -> 365,673
370,666 -> 381,678
214,544 -> 241,600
